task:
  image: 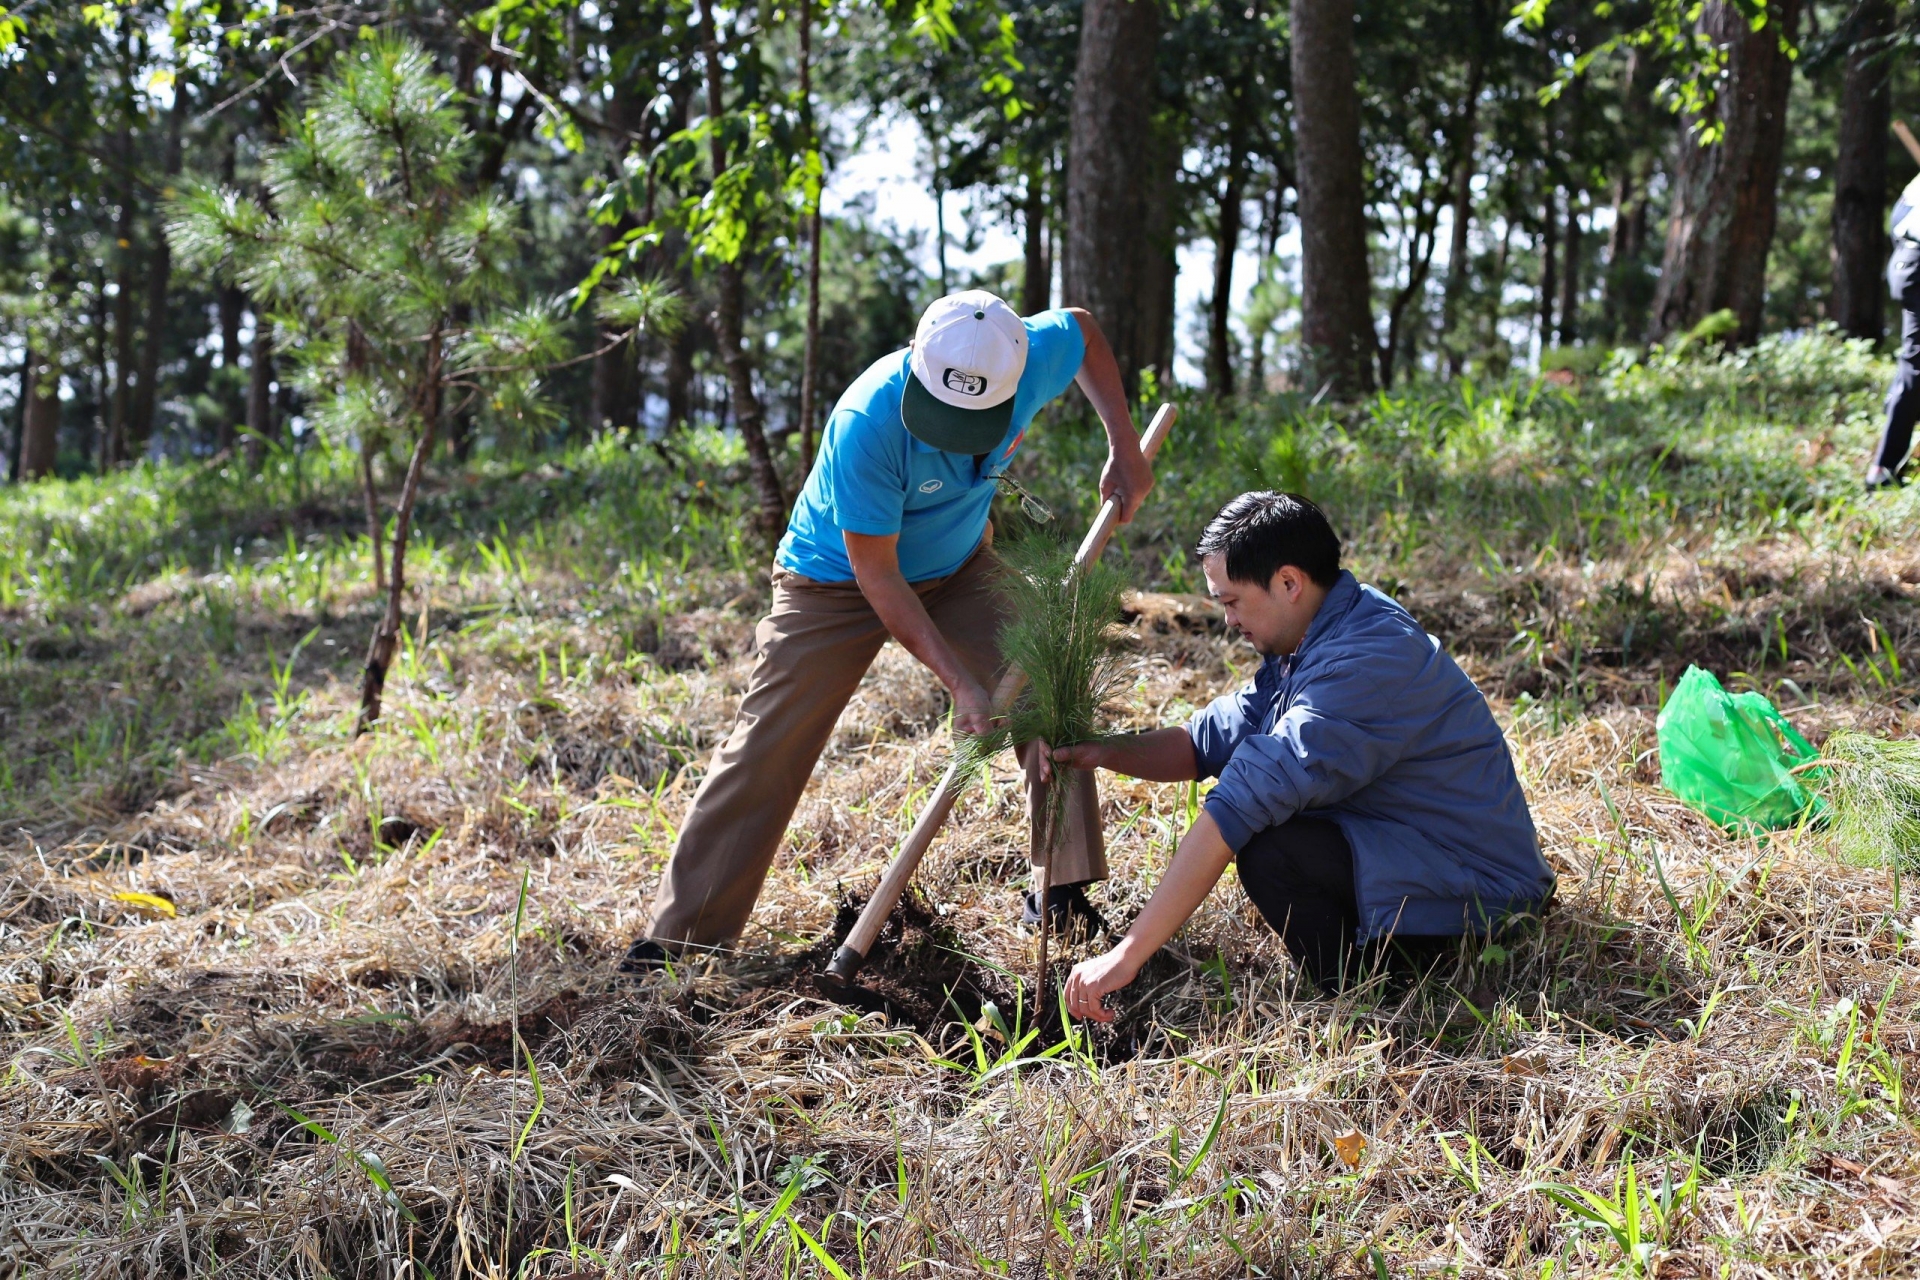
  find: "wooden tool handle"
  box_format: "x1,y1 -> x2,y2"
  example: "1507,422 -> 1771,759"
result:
1896,121 -> 1920,169
824,403 -> 1179,980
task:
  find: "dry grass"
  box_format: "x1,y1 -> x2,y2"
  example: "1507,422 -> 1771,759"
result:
3,529 -> 1919,1279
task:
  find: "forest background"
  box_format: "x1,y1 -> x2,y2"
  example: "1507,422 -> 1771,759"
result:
2,0 -> 1908,486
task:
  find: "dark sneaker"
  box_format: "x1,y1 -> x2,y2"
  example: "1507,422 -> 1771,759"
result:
1867,465 -> 1903,491
617,938 -> 675,974
1021,882 -> 1109,937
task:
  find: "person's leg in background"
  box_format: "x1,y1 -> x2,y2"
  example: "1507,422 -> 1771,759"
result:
921,546 -> 1108,932
635,571 -> 890,961
1869,242 -> 1920,487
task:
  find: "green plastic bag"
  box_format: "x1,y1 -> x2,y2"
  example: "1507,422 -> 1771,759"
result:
1657,665 -> 1825,832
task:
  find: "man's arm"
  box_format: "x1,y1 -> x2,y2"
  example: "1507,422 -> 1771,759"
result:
1063,307 -> 1153,524
1063,811 -> 1235,1023
1038,726 -> 1197,783
844,531 -> 994,734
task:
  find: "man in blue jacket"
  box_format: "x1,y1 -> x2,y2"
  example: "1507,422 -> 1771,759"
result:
1050,491 -> 1553,1009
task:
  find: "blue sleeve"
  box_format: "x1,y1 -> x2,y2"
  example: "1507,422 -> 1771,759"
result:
1187,679 -> 1265,780
1203,656 -> 1416,852
1020,310 -> 1086,404
825,411 -> 909,537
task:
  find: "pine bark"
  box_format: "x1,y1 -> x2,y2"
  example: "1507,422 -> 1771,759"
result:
1064,0 -> 1161,391
245,320 -> 275,469
1138,118 -> 1180,385
358,329 -> 443,735
1539,187 -> 1558,348
1022,164 -> 1050,317
1290,0 -> 1375,396
1208,134 -> 1245,398
1441,45 -> 1484,377
19,349 -> 60,480
108,146 -> 136,467
1649,0 -> 1801,345
798,0 -> 823,476
696,0 -> 785,534
1831,0 -> 1892,342
1558,196 -> 1582,346
130,82 -> 187,454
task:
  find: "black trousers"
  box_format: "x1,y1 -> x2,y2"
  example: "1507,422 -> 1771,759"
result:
1872,241 -> 1920,475
1235,816 -> 1454,991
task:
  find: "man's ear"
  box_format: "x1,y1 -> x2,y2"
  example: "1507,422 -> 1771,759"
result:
1272,565 -> 1303,602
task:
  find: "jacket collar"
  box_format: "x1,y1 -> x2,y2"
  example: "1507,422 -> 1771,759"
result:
1291,570 -> 1360,662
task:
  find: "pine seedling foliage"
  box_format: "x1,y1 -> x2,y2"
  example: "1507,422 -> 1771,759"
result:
1823,732 -> 1920,869
956,537 -> 1130,854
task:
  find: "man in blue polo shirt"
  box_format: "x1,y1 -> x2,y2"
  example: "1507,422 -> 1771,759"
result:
624,291 -> 1153,966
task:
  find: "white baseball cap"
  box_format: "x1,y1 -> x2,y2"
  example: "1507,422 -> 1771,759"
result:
903,290 -> 1028,453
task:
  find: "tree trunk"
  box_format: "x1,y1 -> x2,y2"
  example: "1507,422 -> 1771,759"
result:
19,350 -> 60,480
1539,187 -> 1558,350
1022,163 -> 1050,316
9,343 -> 28,481
1207,133 -> 1245,398
217,129 -> 245,452
665,322 -> 695,430
1064,0 -> 1160,392
216,287 -> 243,451
360,438 -> 386,592
108,144 -> 136,468
1383,201 -> 1440,389
1832,0 -> 1892,342
1649,0 -> 1801,345
697,0 -> 786,534
1441,45 -> 1484,378
798,0 -> 824,477
1290,0 -> 1376,397
1602,46 -> 1655,341
1558,195 -> 1582,345
245,319 -> 275,469
358,330 -> 443,735
587,290 -> 635,435
130,81 -> 187,456
1138,116 -> 1180,386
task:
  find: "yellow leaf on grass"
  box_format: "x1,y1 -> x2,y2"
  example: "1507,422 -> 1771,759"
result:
112,891 -> 177,918
1332,1129 -> 1367,1169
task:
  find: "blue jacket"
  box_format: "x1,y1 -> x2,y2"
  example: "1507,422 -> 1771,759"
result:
1189,571 -> 1553,940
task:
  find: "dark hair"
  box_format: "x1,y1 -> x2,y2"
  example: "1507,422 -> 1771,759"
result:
1195,491 -> 1341,588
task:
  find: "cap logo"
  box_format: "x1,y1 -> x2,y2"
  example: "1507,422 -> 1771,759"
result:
942,368 -> 987,397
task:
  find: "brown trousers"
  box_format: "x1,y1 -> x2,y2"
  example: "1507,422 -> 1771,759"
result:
646,545 -> 1105,950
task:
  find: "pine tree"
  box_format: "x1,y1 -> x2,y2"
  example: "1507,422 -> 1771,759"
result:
170,36 -> 561,732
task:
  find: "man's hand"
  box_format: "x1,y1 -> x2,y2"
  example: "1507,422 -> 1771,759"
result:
953,677 -> 996,737
1064,942 -> 1144,1023
1100,445 -> 1155,525
1034,738 -> 1108,784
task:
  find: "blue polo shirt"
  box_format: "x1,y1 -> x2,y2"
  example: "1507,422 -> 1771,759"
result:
776,309 -> 1086,583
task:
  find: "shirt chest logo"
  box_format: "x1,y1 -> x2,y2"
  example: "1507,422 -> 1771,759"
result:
918,479 -> 944,494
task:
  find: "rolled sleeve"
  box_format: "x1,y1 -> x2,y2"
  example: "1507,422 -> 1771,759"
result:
1206,658 -> 1414,852
1204,794 -> 1258,852
1187,675 -> 1267,780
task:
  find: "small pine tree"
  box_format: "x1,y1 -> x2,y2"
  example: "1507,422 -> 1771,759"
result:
170,36 -> 561,732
